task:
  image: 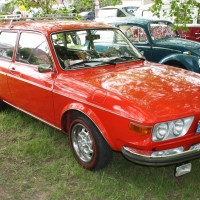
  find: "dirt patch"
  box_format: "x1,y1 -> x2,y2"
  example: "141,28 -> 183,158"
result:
0,187 -> 12,199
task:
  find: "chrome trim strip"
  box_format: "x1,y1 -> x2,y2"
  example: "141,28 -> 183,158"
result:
152,47 -> 181,53
122,146 -> 200,166
136,46 -> 181,53
3,100 -> 61,131
136,46 -> 151,49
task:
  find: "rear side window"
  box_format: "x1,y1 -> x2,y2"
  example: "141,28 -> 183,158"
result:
119,25 -> 148,43
16,32 -> 52,66
0,32 -> 17,60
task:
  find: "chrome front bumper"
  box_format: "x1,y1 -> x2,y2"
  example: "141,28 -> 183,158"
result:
122,144 -> 200,166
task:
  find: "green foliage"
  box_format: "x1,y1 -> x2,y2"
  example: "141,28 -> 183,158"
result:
71,0 -> 122,12
3,0 -> 122,16
150,0 -> 200,30
100,0 -> 122,7
5,0 -> 57,14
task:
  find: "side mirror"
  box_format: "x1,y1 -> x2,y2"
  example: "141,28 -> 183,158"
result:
38,64 -> 53,73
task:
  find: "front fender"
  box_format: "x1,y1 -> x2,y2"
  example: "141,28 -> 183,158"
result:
159,54 -> 200,73
61,102 -> 116,149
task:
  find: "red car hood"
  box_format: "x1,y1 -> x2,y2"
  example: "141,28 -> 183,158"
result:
83,61 -> 200,122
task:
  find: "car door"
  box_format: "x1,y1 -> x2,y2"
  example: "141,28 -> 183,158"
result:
119,25 -> 152,60
7,31 -> 56,124
0,31 -> 18,102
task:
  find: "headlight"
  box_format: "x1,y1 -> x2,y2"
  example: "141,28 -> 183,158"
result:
173,119 -> 184,136
154,123 -> 169,140
152,116 -> 194,142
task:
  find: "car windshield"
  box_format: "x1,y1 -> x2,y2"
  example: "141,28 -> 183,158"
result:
51,28 -> 144,70
149,22 -> 178,41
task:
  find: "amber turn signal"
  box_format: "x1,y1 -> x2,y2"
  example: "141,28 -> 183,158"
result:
129,122 -> 152,135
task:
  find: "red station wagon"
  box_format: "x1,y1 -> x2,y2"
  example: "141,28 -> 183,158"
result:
1,19 -> 200,176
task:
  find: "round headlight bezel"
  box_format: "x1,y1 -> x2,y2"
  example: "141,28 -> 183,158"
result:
155,123 -> 169,140
173,119 -> 184,136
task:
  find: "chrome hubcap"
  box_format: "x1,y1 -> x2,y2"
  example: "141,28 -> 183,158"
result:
71,123 -> 94,163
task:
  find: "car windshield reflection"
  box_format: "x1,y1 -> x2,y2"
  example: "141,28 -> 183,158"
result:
51,28 -> 144,70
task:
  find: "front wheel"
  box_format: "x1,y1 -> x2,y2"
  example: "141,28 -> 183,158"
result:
69,116 -> 112,170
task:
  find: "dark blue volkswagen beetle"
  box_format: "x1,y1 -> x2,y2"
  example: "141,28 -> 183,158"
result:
100,17 -> 200,73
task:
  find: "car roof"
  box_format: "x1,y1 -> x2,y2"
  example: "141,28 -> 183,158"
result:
0,19 -> 113,34
101,5 -> 139,9
105,17 -> 172,26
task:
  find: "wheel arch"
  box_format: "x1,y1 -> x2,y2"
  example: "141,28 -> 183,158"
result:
159,54 -> 187,69
162,60 -> 186,69
60,103 -> 115,149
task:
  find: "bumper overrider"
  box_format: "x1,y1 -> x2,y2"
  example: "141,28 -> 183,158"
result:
122,143 -> 200,166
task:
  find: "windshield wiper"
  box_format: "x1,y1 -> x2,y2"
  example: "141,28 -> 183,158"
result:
68,56 -> 145,69
108,56 -> 145,63
69,60 -> 117,69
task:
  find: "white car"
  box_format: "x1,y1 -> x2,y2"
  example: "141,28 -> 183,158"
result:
96,5 -> 139,20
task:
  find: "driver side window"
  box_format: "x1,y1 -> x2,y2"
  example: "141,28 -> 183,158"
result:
16,32 -> 52,66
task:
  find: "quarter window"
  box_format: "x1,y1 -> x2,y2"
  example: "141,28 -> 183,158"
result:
0,32 -> 17,60
117,9 -> 126,17
16,32 -> 52,66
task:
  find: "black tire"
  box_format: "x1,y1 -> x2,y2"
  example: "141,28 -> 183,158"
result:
166,61 -> 186,69
69,115 -> 112,170
0,101 -> 7,111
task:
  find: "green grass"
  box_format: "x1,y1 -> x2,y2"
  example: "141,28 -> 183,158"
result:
1,107 -> 200,200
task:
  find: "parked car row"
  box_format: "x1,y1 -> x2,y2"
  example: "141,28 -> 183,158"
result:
79,4 -> 140,21
1,18 -> 200,176
134,3 -> 200,43
96,5 -> 139,19
82,3 -> 200,44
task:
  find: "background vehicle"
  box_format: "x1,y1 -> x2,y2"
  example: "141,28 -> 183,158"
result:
107,17 -> 200,73
79,11 -> 95,20
96,5 -> 139,21
135,3 -> 200,42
